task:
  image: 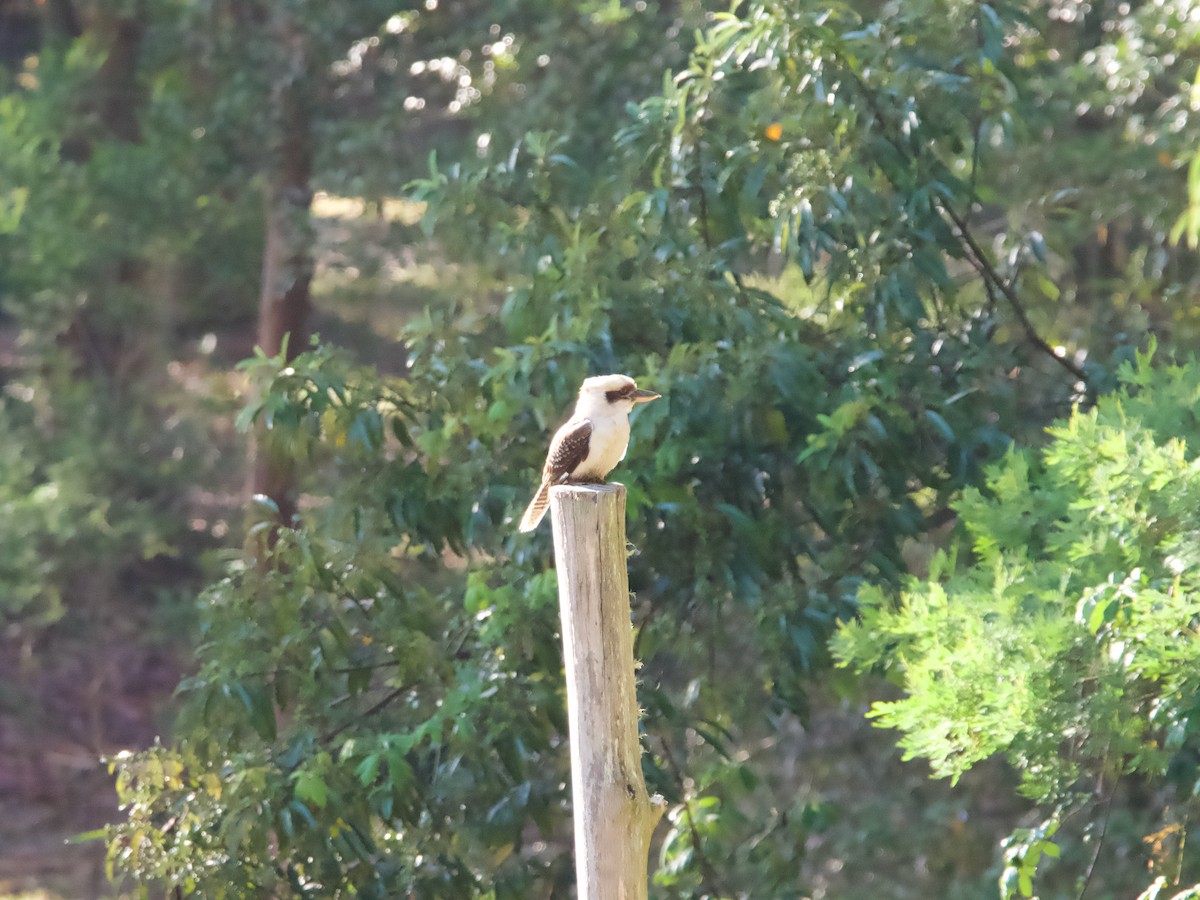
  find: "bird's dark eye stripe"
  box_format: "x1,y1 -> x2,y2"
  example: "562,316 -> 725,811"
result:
605,384 -> 636,402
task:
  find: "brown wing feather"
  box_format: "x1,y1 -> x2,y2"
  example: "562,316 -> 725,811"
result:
544,419 -> 592,482
518,419 -> 592,533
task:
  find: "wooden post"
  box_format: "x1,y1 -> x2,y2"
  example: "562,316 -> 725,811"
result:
550,483 -> 666,900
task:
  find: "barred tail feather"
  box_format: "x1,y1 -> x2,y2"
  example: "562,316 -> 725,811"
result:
518,481 -> 552,532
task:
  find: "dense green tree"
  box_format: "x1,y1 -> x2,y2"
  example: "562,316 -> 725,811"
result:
837,351 -> 1200,898
0,1 -> 242,646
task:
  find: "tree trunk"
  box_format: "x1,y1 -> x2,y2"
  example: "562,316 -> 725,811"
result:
54,5 -> 147,377
94,13 -> 142,143
549,484 -> 666,899
44,0 -> 82,45
248,18 -> 314,534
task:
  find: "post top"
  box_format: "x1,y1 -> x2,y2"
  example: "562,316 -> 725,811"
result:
550,482 -> 626,497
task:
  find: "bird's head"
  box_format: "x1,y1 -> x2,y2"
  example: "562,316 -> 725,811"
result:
578,374 -> 661,414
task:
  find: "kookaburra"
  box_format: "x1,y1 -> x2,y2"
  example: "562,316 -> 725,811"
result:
518,374 -> 661,532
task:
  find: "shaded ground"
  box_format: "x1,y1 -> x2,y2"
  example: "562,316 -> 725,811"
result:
0,628 -> 180,898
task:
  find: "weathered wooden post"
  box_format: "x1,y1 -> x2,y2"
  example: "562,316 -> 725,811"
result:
550,483 -> 666,899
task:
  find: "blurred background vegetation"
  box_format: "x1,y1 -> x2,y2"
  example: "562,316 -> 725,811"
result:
2,0 -> 1200,897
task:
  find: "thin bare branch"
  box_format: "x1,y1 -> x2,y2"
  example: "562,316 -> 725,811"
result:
658,736 -> 729,898
833,52 -> 1090,388
321,682 -> 415,745
1076,769 -> 1121,900
937,199 -> 1089,384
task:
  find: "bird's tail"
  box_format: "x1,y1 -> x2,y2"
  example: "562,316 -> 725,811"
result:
519,481 -> 552,533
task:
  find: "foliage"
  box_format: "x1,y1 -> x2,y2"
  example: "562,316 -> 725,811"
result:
0,362 -> 198,629
103,0 -> 1200,895
396,0 -> 1200,884
837,351 -> 1200,896
0,31 -> 261,338
0,16 -> 225,638
0,0 -> 1178,896
108,345 -> 574,897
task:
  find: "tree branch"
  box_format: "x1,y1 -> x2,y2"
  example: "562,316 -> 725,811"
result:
658,736 -> 729,897
320,682 -> 414,746
1076,768 -> 1121,900
834,52 -> 1090,388
937,199 -> 1089,385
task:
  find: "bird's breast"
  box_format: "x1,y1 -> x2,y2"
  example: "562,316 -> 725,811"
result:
574,414 -> 630,479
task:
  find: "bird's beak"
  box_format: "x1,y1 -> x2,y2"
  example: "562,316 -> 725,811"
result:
632,389 -> 661,403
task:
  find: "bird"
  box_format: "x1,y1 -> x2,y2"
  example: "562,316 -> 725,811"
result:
518,374 -> 661,532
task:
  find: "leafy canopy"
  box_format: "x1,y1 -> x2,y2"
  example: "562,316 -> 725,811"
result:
837,349 -> 1200,896
93,0 -> 1200,895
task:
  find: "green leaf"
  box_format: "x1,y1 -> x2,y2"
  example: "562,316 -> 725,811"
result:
386,750 -> 414,791
294,771 -> 329,809
356,753 -> 382,786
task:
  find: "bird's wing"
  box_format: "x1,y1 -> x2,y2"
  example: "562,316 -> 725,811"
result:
544,418 -> 592,482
